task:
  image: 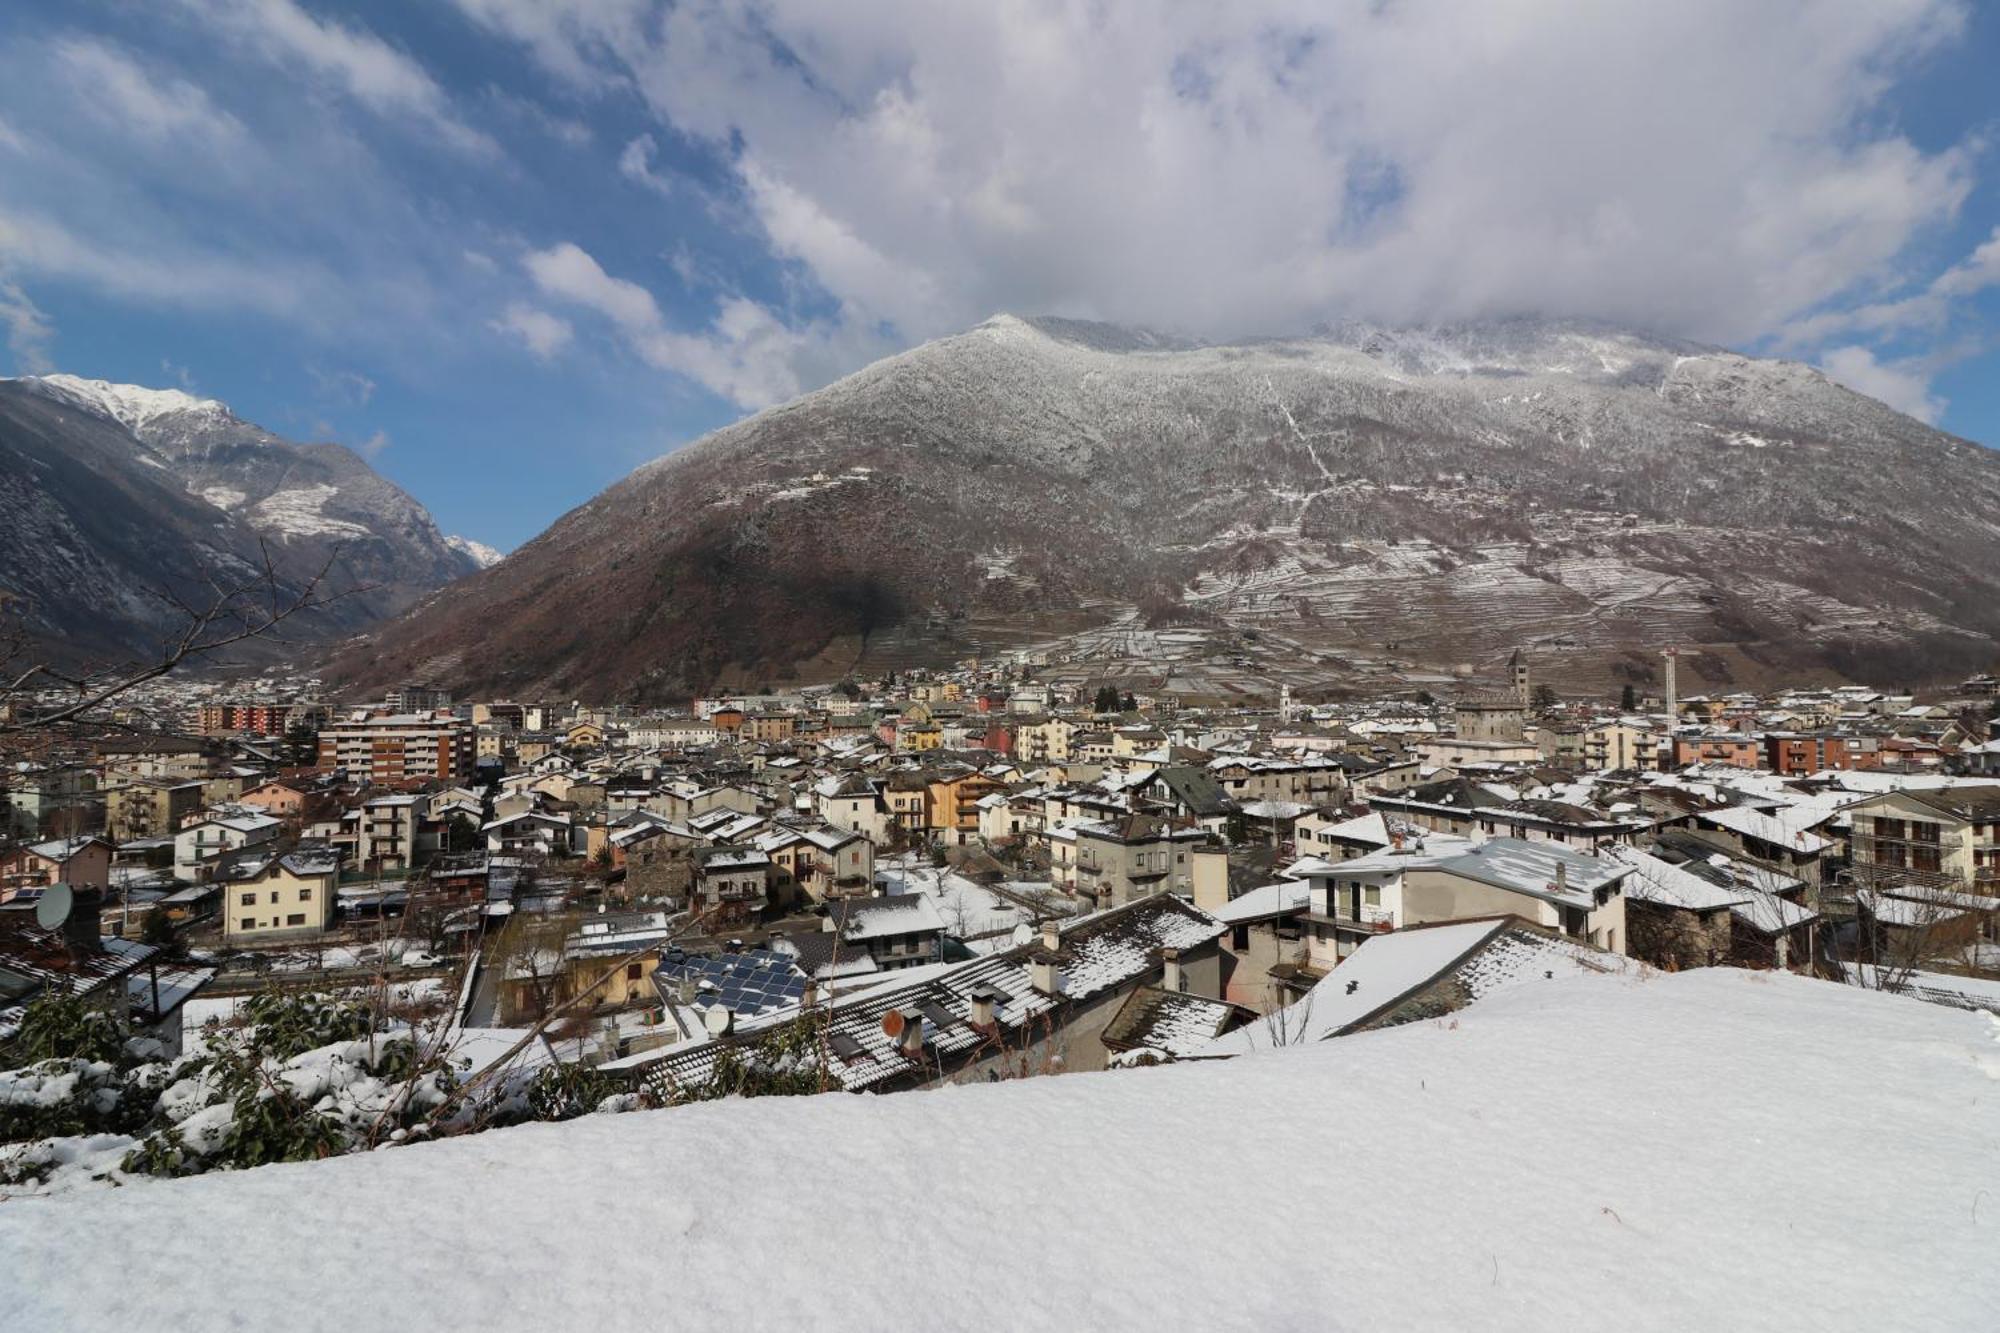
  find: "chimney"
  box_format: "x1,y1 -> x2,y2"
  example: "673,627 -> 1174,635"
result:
62,888 -> 102,958
1161,947 -> 1184,993
1030,949 -> 1062,997
883,1007 -> 925,1058
1039,918 -> 1062,953
1555,861 -> 1568,892
970,994 -> 996,1030
802,978 -> 820,1008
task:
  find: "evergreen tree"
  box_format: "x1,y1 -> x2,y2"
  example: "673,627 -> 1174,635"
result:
282,720 -> 320,767
1621,683 -> 1638,710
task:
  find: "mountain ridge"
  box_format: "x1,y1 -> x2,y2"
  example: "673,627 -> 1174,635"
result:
323,312 -> 2000,701
0,374 -> 490,666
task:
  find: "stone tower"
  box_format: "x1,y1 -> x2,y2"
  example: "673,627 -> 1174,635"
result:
1510,649 -> 1530,708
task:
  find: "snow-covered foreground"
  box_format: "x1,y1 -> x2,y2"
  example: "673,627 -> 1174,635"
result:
3,971 -> 1996,1330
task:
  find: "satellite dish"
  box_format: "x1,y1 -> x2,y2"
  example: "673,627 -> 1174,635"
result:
1011,923 -> 1034,947
36,883 -> 73,931
703,1005 -> 734,1036
881,1008 -> 906,1040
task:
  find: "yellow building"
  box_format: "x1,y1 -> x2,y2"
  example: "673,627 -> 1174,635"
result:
221,848 -> 340,942
898,722 -> 944,752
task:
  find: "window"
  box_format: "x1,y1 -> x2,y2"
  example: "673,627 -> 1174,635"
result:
240,893 -> 255,907
1231,924 -> 1250,951
299,888 -> 313,902
286,913 -> 306,926
240,918 -> 256,931
625,963 -> 642,981
1364,886 -> 1382,907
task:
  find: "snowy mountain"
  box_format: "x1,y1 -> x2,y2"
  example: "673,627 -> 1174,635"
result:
0,375 -> 485,664
2,970 -> 1993,1329
332,314 -> 2000,702
444,534 -> 506,570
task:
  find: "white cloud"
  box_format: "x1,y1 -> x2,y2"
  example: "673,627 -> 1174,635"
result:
1819,345 -> 1945,423
0,277 -> 53,373
177,0 -> 498,156
521,240 -> 865,406
524,242 -> 662,332
0,28 -> 499,371
309,366 -> 377,405
0,207 -> 314,317
1781,223 -> 2000,346
489,301 -> 574,359
449,0 -> 651,91
53,38 -> 246,149
354,428 -> 391,459
619,134 -> 674,197
462,0 -> 1980,399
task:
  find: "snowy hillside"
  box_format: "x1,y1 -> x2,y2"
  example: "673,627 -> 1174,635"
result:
334,312 -> 2000,702
16,372 -> 231,435
0,375 -> 486,661
2,971 -> 1994,1331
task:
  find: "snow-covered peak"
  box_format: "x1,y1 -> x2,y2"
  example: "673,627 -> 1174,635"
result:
446,534 -> 506,570
12,372 -> 231,434
975,313 -> 1197,353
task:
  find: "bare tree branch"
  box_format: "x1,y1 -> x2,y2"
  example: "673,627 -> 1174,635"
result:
0,541 -> 371,737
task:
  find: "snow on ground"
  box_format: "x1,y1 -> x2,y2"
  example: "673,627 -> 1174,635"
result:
243,484 -> 371,540
182,978 -> 447,1044
875,856 -> 1036,943
4,970 -> 1996,1330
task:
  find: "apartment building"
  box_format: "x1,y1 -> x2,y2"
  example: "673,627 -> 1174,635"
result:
317,712 -> 474,784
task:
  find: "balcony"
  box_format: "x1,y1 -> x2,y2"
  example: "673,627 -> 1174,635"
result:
1305,904 -> 1395,933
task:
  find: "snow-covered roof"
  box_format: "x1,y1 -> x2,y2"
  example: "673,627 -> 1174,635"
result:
628,894 -> 1224,1094
834,894 -> 948,941
1601,845 -> 1749,912
1327,837 -> 1628,909
1842,964 -> 2000,1014
1101,988 -> 1245,1059
1697,805 -> 1830,854
1202,919 -> 1630,1055
1209,879 -> 1312,925
1309,810 -> 1391,848
22,836 -> 106,861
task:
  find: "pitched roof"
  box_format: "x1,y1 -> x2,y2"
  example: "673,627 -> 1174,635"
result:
619,893 -> 1225,1093
1101,987 -> 1247,1058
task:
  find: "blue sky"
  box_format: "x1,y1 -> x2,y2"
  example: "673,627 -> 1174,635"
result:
1,1 -> 1997,553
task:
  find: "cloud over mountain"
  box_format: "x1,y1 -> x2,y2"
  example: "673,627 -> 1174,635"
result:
457,0 -> 1987,409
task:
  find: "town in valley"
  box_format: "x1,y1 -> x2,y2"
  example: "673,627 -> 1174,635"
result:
4,1 -> 1999,1326
6,645 -> 1998,1142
